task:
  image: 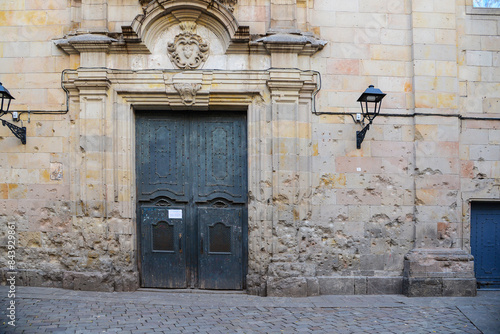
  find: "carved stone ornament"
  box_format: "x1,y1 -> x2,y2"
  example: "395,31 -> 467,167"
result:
167,22 -> 209,70
138,1 -> 238,12
218,0 -> 238,12
174,83 -> 202,106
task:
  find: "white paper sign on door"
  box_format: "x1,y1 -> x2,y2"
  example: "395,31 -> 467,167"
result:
168,209 -> 183,219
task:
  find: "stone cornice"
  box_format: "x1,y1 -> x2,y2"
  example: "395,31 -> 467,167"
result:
64,68 -> 319,108
266,69 -> 319,103
54,33 -> 150,55
66,68 -> 112,95
255,32 -> 327,56
54,1 -> 326,58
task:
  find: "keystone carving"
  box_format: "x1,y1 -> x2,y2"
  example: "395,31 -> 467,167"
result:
167,22 -> 209,70
174,83 -> 202,106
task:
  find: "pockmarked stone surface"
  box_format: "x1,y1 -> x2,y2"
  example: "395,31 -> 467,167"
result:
1,0 -> 500,298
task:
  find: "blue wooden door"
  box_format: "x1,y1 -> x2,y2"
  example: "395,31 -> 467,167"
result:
136,111 -> 247,289
471,202 -> 500,289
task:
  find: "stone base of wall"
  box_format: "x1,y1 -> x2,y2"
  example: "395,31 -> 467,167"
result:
403,249 -> 476,297
0,268 -> 139,292
266,276 -> 404,297
2,257 -> 476,297
246,274 -> 267,296
1,269 -> 63,289
403,277 -> 476,297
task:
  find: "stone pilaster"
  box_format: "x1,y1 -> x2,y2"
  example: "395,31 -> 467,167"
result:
257,0 -> 325,69
404,0 -> 475,297
270,0 -> 298,33
254,6 -> 325,295
80,0 -> 108,34
265,69 -> 316,296
75,70 -> 109,218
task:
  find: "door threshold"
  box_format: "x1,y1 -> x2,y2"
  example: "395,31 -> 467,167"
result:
138,288 -> 246,294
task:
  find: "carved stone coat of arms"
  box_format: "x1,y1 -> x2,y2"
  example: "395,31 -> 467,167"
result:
167,21 -> 209,70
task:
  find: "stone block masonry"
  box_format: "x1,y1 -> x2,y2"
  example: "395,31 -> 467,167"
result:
0,0 -> 499,297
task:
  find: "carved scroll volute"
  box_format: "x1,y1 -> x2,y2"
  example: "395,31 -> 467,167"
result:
167,21 -> 209,70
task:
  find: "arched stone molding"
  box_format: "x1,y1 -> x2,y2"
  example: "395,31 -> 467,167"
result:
129,0 -> 249,54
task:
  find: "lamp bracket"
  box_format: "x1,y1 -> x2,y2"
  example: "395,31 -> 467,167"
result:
356,122 -> 370,149
1,118 -> 26,144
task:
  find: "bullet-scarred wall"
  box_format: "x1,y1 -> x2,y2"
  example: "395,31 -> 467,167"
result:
0,0 -> 499,296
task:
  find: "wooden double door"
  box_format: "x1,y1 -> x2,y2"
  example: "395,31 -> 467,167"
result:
136,111 -> 247,289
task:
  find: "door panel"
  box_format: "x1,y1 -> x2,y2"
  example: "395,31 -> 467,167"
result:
194,119 -> 247,203
140,207 -> 187,288
471,202 -> 500,289
136,111 -> 247,289
198,207 -> 243,289
137,117 -> 189,202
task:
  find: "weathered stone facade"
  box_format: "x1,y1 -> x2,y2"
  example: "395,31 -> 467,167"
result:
1,0 -> 499,296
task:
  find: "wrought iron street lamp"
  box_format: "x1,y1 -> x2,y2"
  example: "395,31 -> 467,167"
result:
356,85 -> 386,149
0,82 -> 26,144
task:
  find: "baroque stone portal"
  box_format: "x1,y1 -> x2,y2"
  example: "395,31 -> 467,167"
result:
167,21 -> 209,70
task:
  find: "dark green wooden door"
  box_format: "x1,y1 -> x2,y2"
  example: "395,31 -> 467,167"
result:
136,111 -> 247,289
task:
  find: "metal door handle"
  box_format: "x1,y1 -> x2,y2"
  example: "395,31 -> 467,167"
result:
201,235 -> 204,254
179,233 -> 182,253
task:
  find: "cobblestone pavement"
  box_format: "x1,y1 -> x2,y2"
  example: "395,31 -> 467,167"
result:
1,287 -> 499,334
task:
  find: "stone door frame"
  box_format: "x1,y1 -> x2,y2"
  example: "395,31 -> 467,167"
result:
64,68 -> 318,295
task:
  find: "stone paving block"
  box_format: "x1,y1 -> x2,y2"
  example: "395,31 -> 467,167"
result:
1,277 -> 497,333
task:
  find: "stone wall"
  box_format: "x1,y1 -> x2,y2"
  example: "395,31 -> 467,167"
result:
0,0 -> 499,296
459,0 -> 500,249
